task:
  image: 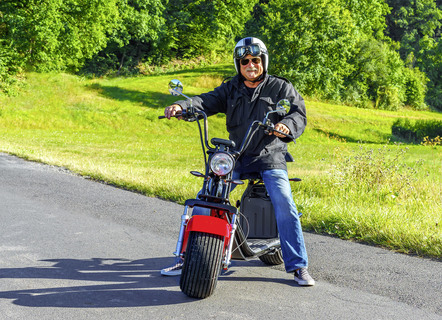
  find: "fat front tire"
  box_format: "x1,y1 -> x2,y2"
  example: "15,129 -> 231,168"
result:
180,232 -> 224,299
259,248 -> 284,265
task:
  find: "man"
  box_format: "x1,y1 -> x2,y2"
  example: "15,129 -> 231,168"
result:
162,37 -> 315,286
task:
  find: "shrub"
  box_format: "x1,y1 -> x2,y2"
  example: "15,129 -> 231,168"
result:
392,119 -> 442,143
0,43 -> 24,95
375,85 -> 402,111
403,66 -> 428,110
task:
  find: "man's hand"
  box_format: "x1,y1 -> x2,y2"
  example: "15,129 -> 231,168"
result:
271,123 -> 290,138
164,104 -> 183,119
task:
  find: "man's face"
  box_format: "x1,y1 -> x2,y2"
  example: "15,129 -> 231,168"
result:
240,54 -> 263,82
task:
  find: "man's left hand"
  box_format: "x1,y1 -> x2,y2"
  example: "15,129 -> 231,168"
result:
271,123 -> 290,138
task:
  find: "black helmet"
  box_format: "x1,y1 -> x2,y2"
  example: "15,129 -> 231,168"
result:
233,37 -> 268,74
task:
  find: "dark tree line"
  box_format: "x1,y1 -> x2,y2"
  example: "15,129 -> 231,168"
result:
1,0 -> 440,110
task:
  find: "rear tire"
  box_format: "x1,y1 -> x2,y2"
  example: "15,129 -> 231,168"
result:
259,248 -> 284,265
180,232 -> 224,299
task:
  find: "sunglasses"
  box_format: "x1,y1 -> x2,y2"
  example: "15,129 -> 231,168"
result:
240,57 -> 262,66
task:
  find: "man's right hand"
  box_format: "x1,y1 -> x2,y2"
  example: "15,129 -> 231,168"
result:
164,104 -> 183,119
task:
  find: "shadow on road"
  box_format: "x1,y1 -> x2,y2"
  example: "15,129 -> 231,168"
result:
0,257 -> 288,308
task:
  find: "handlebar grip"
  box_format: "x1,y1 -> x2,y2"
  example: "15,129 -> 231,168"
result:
158,111 -> 188,119
158,113 -> 186,120
158,114 -> 182,119
273,128 -> 294,141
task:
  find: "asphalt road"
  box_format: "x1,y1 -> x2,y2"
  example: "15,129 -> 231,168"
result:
0,152 -> 441,320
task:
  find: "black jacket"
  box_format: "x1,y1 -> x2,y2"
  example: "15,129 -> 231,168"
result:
175,74 -> 307,174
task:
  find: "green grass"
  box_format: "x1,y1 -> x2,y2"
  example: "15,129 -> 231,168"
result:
0,65 -> 441,259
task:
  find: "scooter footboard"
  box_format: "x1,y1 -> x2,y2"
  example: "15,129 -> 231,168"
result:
231,224 -> 281,261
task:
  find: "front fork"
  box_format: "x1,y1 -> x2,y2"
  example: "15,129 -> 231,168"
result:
173,205 -> 190,258
222,213 -> 237,270
172,205 -> 238,271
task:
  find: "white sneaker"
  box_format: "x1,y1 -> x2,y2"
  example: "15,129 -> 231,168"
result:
294,268 -> 315,286
160,259 -> 184,276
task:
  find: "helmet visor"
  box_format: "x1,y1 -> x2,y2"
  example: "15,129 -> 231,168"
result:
234,44 -> 262,59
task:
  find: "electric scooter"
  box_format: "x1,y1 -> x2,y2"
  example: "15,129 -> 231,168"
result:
159,79 -> 299,298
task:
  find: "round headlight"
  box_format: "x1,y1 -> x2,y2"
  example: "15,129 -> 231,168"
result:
210,152 -> 234,176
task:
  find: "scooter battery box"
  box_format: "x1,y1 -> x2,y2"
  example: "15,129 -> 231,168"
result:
239,183 -> 278,239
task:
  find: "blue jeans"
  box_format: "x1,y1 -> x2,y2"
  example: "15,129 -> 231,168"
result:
260,169 -> 308,272
194,169 -> 308,272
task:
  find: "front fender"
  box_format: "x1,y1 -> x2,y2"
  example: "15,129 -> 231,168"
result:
186,215 -> 231,238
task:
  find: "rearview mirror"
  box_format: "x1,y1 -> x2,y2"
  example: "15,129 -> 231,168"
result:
169,79 -> 183,96
276,99 -> 290,113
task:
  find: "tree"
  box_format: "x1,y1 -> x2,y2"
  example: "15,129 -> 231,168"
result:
84,0 -> 166,74
84,0 -> 257,74
164,0 -> 259,60
345,39 -> 428,110
385,0 -> 442,109
422,37 -> 442,109
258,0 -> 427,109
261,0 -> 359,100
386,0 -> 441,59
0,0 -> 119,72
342,0 -> 390,40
